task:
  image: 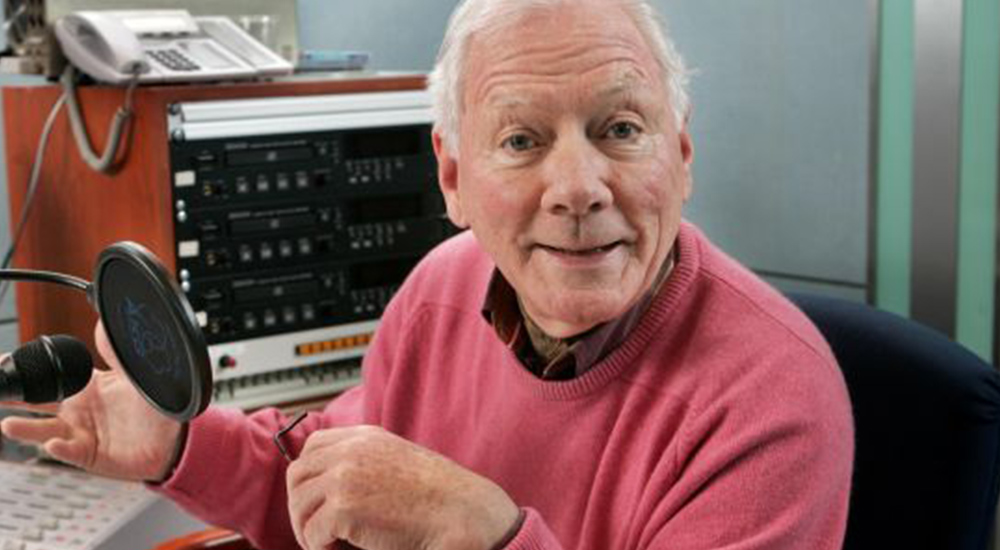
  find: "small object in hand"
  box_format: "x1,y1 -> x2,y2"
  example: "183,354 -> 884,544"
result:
273,411 -> 308,462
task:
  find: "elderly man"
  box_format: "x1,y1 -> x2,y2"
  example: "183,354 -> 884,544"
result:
1,0 -> 853,548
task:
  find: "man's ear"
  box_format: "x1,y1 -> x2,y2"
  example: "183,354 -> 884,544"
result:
432,130 -> 469,228
678,127 -> 694,201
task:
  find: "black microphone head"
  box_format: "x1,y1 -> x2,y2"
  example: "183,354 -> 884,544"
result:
12,335 -> 93,403
93,242 -> 212,421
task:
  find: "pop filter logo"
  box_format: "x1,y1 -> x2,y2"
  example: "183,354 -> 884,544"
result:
121,297 -> 182,382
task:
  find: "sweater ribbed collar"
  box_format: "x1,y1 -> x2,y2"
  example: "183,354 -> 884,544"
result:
481,222 -> 701,400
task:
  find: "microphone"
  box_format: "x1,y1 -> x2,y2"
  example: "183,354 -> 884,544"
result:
0,242 -> 212,420
0,335 -> 93,403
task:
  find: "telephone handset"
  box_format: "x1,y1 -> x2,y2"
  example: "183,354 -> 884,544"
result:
54,9 -> 293,85
54,11 -> 149,84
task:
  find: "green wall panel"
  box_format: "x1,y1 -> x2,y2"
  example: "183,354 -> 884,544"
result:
875,0 -> 915,316
955,0 -> 1000,359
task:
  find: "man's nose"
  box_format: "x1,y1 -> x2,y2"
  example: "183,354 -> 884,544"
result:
539,137 -> 613,216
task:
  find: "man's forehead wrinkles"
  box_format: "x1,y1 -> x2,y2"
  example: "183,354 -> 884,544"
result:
597,73 -> 648,99
487,32 -> 646,65
477,64 -> 653,111
487,94 -> 529,111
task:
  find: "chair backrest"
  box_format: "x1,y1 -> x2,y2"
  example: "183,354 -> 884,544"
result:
789,293 -> 1000,550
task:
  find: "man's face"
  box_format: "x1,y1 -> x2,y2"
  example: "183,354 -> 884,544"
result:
434,1 -> 694,338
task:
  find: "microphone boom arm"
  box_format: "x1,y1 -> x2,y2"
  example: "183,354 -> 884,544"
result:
0,269 -> 92,293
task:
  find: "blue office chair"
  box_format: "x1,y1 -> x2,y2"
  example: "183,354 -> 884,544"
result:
789,293 -> 1000,550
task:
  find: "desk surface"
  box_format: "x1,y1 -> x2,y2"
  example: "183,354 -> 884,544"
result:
97,497 -> 208,550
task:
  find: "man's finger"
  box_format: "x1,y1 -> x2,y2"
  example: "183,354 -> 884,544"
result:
0,416 -> 71,445
0,401 -> 60,415
299,425 -> 373,458
44,438 -> 91,470
301,498 -> 345,550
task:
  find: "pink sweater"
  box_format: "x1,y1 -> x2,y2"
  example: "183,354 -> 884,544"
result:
158,222 -> 854,549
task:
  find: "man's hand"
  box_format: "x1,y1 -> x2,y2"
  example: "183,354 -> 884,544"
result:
287,426 -> 520,550
0,323 -> 183,482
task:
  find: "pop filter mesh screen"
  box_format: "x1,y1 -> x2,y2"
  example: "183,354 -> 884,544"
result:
98,259 -> 191,415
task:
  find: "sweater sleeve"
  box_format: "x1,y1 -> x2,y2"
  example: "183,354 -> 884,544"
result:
152,388 -> 366,550
500,392 -> 852,550
640,356 -> 854,549
503,508 -> 567,550
151,251 -> 417,549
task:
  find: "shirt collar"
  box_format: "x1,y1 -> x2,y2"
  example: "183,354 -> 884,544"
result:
481,248 -> 676,379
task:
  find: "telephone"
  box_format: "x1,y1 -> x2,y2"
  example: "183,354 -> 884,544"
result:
53,9 -> 293,85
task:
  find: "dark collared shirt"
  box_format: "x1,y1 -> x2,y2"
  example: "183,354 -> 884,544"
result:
481,252 -> 675,380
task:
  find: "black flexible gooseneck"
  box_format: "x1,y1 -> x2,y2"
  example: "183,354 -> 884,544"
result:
0,269 -> 92,293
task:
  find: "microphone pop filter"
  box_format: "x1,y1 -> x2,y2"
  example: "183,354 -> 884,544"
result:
92,242 -> 211,421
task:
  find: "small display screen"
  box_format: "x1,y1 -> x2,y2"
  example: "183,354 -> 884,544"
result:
351,257 -> 420,289
226,147 -> 314,167
351,195 -> 423,224
343,128 -> 423,159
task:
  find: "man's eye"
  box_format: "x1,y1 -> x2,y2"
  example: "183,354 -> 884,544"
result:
605,121 -> 640,140
502,134 -> 537,152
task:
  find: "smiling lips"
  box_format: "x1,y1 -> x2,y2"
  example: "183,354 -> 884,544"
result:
537,241 -> 624,256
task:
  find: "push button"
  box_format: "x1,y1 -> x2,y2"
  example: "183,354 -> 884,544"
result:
302,304 -> 316,322
256,175 -> 271,193
260,243 -> 274,261
263,310 -> 278,328
297,238 -> 313,256
295,171 -> 309,189
243,313 -> 259,331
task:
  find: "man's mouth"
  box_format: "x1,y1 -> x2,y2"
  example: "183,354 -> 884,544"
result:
537,241 -> 623,256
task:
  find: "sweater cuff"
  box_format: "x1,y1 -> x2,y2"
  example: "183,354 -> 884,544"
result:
503,508 -> 563,550
148,407 -> 244,501
489,508 -> 526,550
145,422 -> 188,485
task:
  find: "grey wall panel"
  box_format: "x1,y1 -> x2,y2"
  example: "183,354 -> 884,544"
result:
659,0 -> 872,287
910,0 -> 963,335
296,0 -> 458,71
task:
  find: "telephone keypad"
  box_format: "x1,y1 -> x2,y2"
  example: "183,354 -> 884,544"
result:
148,49 -> 201,72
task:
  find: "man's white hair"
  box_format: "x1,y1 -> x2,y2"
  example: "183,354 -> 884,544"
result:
427,0 -> 691,156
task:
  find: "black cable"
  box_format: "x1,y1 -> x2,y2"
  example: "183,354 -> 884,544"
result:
0,270 -> 91,293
